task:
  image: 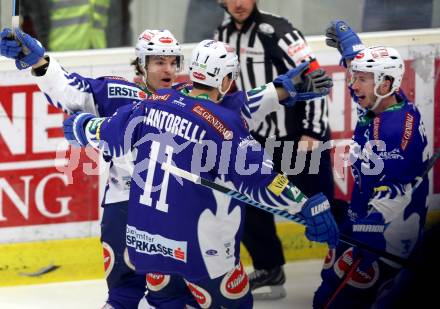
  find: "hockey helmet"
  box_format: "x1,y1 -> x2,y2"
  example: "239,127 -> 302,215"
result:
135,29 -> 184,72
349,46 -> 404,95
189,39 -> 240,88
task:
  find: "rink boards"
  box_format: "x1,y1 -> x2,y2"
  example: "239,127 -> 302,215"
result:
1,29 -> 440,286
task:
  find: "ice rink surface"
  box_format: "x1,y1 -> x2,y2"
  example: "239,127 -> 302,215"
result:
0,259 -> 323,309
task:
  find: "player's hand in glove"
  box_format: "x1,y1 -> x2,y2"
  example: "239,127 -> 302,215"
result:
0,28 -> 45,70
273,62 -> 333,107
325,20 -> 365,67
63,112 -> 95,147
368,181 -> 412,223
351,212 -> 386,271
298,193 -> 339,248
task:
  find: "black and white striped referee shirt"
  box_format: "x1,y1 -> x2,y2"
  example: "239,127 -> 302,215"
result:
214,8 -> 330,142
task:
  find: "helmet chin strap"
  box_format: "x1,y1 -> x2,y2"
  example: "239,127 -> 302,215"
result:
370,79 -> 394,112
217,80 -> 233,100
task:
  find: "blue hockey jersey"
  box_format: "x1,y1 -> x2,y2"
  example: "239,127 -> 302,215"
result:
84,88 -> 303,280
348,93 -> 429,262
34,57 -> 281,204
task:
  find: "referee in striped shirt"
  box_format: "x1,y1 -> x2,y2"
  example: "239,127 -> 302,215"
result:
215,0 -> 334,300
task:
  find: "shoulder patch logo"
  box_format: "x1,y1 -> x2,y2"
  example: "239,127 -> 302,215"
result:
192,104 -> 233,140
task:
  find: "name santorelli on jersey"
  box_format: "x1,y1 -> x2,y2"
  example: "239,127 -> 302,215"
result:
143,107 -> 207,144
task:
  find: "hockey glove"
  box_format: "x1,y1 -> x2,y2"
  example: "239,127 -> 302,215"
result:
63,112 -> 95,147
0,28 -> 45,70
299,193 -> 339,248
325,20 -> 365,67
273,62 -> 332,107
368,181 -> 412,223
351,212 -> 386,271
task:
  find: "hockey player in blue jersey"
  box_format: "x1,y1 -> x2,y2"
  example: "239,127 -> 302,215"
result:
1,27 -> 333,309
312,21 -> 430,308
63,39 -> 339,308
1,27 -> 186,309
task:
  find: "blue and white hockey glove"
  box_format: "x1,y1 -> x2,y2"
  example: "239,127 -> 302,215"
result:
299,193 -> 339,248
325,20 -> 365,67
368,181 -> 412,223
63,112 -> 95,147
351,212 -> 386,271
273,62 -> 333,107
0,28 -> 45,70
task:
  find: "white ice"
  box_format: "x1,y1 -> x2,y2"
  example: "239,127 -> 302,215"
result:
0,259 -> 323,309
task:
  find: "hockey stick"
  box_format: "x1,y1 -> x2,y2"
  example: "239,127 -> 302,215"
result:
162,147 -> 440,266
10,0 -> 29,55
12,0 -> 20,29
323,258 -> 361,309
161,163 -> 408,264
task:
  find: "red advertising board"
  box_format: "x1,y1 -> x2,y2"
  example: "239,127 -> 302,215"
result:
0,84 -> 99,228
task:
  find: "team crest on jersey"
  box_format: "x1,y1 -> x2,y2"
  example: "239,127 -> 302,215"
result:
220,262 -> 249,300
102,242 -> 115,278
258,23 -> 275,34
334,248 -> 379,289
146,273 -> 171,291
192,104 -> 233,140
185,280 -> 212,309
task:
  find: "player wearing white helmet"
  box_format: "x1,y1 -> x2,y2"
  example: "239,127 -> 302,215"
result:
189,39 -> 240,98
0,26 -> 189,309
348,46 -> 404,112
313,21 -> 429,308
62,38 -> 337,309
133,29 -> 184,90
1,27 -> 332,307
